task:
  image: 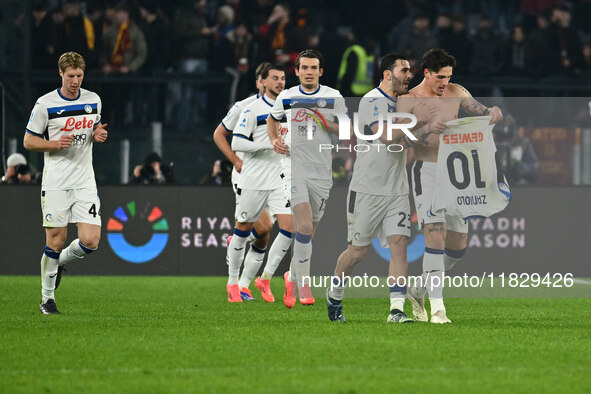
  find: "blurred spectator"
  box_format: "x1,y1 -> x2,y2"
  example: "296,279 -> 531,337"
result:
580,41 -> 591,78
2,153 -> 41,185
316,14 -> 346,87
209,5 -> 238,71
494,114 -> 539,185
435,14 -> 454,43
199,159 -> 232,186
468,15 -> 504,77
104,1 -> 117,29
32,1 -> 55,69
62,0 -> 97,68
102,1 -> 147,126
504,25 -> 534,76
138,0 -> 171,73
227,20 -> 253,71
529,11 -> 552,77
49,6 -> 67,57
572,0 -> 591,38
4,13 -> 25,69
86,2 -> 107,64
336,26 -> 376,97
399,12 -> 438,72
442,14 -> 470,76
172,0 -> 211,72
256,3 -> 301,73
520,0 -> 562,31
487,0 -> 518,36
547,5 -> 583,75
215,4 -> 236,37
170,0 -> 212,129
101,1 -> 147,75
131,152 -> 174,184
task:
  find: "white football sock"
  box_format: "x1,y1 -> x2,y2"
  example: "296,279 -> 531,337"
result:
41,246 -> 60,302
227,229 -> 249,285
423,248 -> 445,314
292,232 -> 312,288
262,229 -> 292,279
328,274 -> 348,300
58,238 -> 96,266
239,245 -> 266,289
389,284 -> 406,312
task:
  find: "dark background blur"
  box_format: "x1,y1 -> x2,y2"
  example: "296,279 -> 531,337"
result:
1,0 -> 591,185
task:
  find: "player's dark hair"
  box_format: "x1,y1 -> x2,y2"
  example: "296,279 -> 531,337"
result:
295,49 -> 324,70
255,62 -> 272,79
261,64 -> 285,79
421,48 -> 456,72
378,53 -> 408,80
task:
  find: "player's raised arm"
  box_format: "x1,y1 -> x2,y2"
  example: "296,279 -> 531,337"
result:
213,122 -> 243,172
456,84 -> 503,124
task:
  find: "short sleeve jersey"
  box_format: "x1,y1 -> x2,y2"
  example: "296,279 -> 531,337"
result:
233,95 -> 285,190
270,85 -> 347,180
349,88 -> 409,196
26,88 -> 101,191
221,94 -> 259,185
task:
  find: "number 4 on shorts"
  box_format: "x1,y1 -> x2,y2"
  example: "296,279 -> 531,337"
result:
89,203 -> 97,218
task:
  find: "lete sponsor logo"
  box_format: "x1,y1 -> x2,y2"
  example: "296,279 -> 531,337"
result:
60,117 -> 94,132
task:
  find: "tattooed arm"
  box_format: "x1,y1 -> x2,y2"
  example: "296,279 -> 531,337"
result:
397,121 -> 449,148
456,84 -> 503,124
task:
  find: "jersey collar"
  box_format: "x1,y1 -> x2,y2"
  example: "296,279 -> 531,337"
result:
261,94 -> 276,107
377,87 -> 397,102
57,88 -> 81,101
299,84 -> 321,95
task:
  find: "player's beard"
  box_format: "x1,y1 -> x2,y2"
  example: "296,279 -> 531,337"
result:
268,86 -> 283,98
393,78 -> 408,95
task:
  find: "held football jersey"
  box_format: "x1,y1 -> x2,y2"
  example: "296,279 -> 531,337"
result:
430,116 -> 511,219
349,88 -> 409,196
270,85 -> 347,180
26,88 -> 101,191
234,95 -> 285,190
221,94 -> 259,186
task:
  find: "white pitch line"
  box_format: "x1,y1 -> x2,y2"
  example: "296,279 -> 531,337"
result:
573,278 -> 591,285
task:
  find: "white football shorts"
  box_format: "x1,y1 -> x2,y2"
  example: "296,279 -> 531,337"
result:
41,187 -> 102,227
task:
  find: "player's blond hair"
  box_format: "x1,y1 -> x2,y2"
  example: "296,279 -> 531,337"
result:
58,52 -> 86,73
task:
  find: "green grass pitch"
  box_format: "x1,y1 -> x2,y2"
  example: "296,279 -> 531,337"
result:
1,276 -> 590,393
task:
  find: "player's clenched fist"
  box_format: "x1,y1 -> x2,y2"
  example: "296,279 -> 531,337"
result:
93,123 -> 108,143
58,134 -> 74,149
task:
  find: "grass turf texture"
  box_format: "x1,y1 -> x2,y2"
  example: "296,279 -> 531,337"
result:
1,276 -> 590,393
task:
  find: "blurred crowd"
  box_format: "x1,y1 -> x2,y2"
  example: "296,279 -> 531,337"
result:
5,0 -> 578,186
5,0 -> 591,84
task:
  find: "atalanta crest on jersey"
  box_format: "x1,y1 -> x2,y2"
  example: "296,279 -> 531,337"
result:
84,104 -> 93,113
